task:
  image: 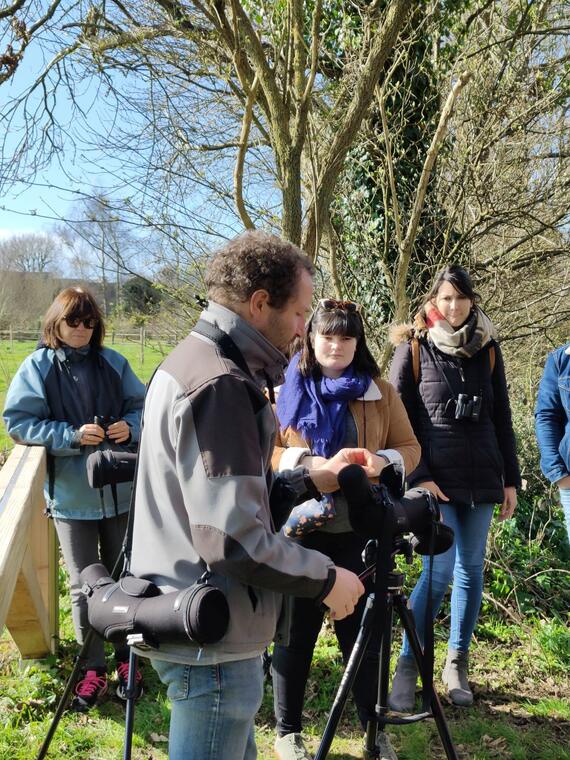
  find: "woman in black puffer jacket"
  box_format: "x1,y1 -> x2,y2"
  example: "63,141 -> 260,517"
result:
387,265 -> 520,710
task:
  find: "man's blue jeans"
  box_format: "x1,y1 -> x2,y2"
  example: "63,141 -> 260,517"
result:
401,501 -> 494,657
152,656 -> 264,760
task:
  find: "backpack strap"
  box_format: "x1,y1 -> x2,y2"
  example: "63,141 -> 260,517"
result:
411,337 -> 421,385
489,344 -> 495,374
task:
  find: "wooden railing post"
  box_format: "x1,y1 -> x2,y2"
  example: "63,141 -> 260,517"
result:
0,446 -> 59,659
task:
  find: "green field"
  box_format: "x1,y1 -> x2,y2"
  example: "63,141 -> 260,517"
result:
0,339 -> 169,452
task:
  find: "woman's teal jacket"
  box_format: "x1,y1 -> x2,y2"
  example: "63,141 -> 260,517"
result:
3,345 -> 145,519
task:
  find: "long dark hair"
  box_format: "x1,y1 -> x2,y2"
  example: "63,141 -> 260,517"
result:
298,304 -> 380,379
42,287 -> 105,350
423,265 -> 481,306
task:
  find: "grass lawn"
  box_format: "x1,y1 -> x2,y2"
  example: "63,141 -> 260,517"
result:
1,577 -> 569,760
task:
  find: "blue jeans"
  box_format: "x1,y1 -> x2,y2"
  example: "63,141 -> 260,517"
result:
401,501 -> 494,657
152,656 -> 264,760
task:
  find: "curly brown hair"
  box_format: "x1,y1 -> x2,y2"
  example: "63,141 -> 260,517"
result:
205,230 -> 315,309
42,287 -> 105,349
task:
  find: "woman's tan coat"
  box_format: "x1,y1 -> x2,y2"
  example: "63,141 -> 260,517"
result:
272,378 -> 421,477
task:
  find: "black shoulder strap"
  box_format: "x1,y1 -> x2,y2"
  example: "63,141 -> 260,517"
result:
192,319 -> 254,380
122,363 -> 161,574
192,319 -> 276,403
425,342 -> 459,401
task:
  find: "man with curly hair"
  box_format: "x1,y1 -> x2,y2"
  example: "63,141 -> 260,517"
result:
131,230 -> 368,760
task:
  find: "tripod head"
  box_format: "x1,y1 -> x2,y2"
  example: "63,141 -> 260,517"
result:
338,464 -> 454,556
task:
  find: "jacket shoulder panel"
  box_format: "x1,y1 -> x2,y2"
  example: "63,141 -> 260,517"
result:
191,373 -> 269,479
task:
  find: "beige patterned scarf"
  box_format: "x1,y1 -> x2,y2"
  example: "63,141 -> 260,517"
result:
421,304 -> 497,358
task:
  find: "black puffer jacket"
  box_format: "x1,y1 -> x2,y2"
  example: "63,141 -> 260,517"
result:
389,330 -> 521,506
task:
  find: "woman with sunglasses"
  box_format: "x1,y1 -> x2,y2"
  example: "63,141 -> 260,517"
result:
388,265 -> 520,711
3,287 -> 145,711
271,298 -> 420,760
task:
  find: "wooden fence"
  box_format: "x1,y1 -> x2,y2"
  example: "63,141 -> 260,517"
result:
0,326 -> 177,365
0,445 -> 59,659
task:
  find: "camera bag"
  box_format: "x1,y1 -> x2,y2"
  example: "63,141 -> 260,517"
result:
81,563 -> 230,647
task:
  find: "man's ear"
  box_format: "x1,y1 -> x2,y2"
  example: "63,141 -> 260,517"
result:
249,289 -> 271,321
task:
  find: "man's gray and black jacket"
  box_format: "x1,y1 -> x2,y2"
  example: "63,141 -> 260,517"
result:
130,302 -> 336,664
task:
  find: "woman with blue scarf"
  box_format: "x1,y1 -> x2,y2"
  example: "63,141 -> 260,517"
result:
271,299 -> 420,760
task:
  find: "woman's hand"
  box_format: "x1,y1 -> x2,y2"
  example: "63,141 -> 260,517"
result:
301,455 -> 328,469
106,419 -> 131,444
308,447 -> 376,493
78,423 -> 105,446
555,475 -> 570,488
498,486 -> 517,521
417,480 -> 449,502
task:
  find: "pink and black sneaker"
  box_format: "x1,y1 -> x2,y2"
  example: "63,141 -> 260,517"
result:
71,669 -> 108,712
116,660 -> 143,701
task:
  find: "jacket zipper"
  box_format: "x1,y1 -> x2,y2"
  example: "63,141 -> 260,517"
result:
457,358 -> 474,507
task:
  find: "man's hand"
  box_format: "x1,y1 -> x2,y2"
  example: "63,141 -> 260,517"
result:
498,486 -> 517,521
106,419 -> 131,444
556,474 -> 570,489
417,480 -> 449,502
308,448 -> 383,493
323,566 -> 365,621
78,423 -> 105,446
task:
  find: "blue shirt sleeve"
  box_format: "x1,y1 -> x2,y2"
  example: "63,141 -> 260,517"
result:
535,349 -> 568,483
3,353 -> 80,455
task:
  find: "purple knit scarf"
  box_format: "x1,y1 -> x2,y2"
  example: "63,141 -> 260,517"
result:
276,352 -> 371,457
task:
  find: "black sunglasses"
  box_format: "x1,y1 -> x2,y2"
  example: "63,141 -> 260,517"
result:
64,316 -> 99,329
318,298 -> 361,313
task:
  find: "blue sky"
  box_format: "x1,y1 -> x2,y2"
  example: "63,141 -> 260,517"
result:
0,34 -> 275,255
0,40 -> 124,240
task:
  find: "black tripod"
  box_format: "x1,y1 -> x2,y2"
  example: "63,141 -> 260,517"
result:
36,545 -> 141,760
314,507 -> 458,760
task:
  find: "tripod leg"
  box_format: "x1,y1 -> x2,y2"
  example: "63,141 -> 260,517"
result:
394,597 -> 459,760
314,595 -> 376,760
122,648 -> 138,760
35,543 -> 128,760
362,591 -> 394,759
35,628 -> 96,760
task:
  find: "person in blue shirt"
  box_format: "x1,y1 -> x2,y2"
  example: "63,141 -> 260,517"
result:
535,342 -> 570,542
3,286 -> 145,710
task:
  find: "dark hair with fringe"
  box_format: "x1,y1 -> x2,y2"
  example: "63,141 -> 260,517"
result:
298,305 -> 380,379
424,265 -> 481,306
205,229 -> 315,310
42,287 -> 105,350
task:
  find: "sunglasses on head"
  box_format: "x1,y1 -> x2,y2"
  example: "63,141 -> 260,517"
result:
64,316 -> 98,329
318,298 -> 361,313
